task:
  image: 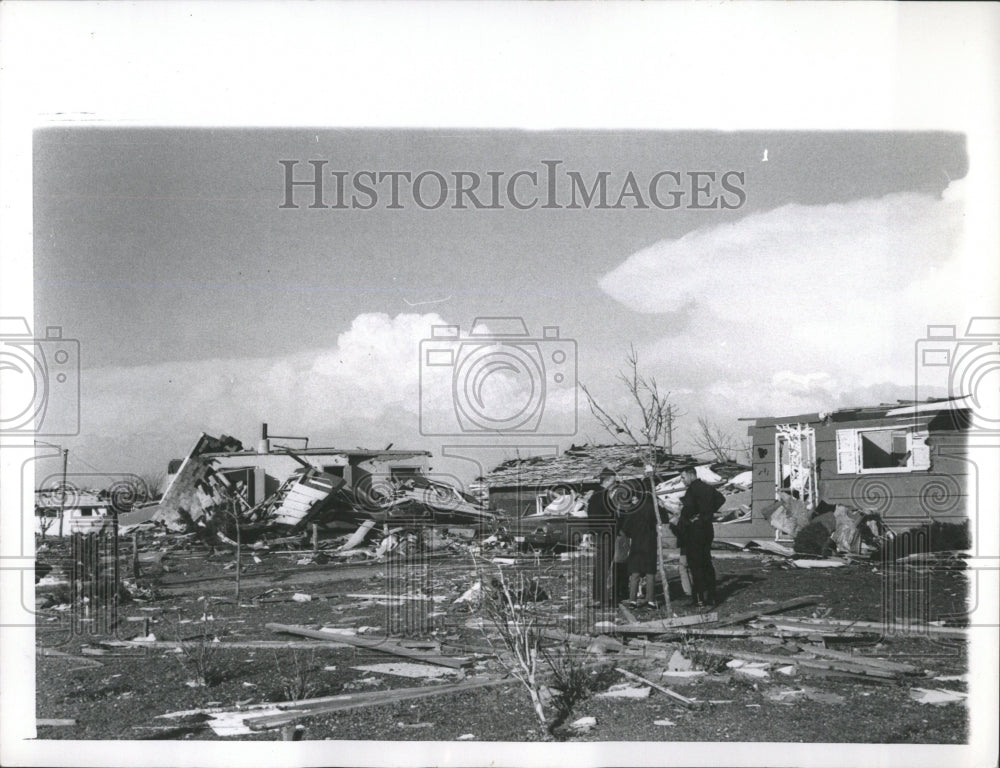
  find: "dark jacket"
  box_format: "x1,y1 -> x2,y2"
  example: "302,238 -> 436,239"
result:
614,479 -> 664,574
680,477 -> 724,543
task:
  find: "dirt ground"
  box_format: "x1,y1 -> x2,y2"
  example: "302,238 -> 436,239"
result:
34,534 -> 970,743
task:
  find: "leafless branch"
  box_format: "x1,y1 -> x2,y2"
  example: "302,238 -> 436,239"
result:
690,416 -> 748,463
579,345 -> 683,460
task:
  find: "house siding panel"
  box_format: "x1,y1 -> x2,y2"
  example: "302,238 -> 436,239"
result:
744,410 -> 970,542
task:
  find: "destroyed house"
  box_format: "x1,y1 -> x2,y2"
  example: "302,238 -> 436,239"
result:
741,396 -> 972,541
473,444 -> 715,520
151,430 -> 434,531
198,445 -> 432,508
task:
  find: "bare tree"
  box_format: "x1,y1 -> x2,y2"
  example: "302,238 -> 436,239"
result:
579,345 -> 682,453
579,345 -> 683,612
137,471 -> 166,501
476,561 -> 548,729
690,416 -> 750,464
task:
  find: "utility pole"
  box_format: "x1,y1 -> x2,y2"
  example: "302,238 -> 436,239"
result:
58,448 -> 68,538
666,408 -> 674,454
644,447 -> 671,616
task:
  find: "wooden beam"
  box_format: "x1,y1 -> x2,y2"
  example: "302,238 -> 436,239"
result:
101,639 -> 352,650
245,677 -> 516,730
789,643 -> 919,674
539,628 -> 624,652
266,623 -> 471,668
614,668 -> 699,709
705,595 -> 824,628
762,617 -> 966,638
693,643 -> 900,680
613,612 -> 719,634
37,719 -> 76,727
36,647 -> 103,667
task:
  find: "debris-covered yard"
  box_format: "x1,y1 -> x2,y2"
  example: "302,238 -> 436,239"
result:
35,525 -> 970,743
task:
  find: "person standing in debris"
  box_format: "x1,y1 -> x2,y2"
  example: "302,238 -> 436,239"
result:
586,468 -> 621,611
679,466 -> 723,607
619,478 -> 661,609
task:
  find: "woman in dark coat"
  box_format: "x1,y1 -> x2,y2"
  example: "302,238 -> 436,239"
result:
618,479 -> 660,608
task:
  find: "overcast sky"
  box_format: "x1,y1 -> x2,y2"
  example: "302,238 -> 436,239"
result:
31,128 -> 971,485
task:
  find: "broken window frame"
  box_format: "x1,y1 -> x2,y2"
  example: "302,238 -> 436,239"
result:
835,426 -> 931,475
774,423 -> 818,510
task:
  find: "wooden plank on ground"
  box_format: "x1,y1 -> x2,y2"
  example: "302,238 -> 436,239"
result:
36,647 -> 103,667
37,719 -> 76,727
693,643 -> 900,681
539,628 -> 624,652
101,639 -> 352,650
790,643 -> 919,674
705,595 -> 824,629
614,668 -> 700,709
266,623 -> 471,668
612,612 -> 719,634
764,617 -> 966,637
245,677 -> 515,730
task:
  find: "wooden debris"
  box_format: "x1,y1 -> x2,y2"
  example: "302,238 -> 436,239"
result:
694,643 -> 901,681
618,604 -> 640,625
789,643 -> 919,674
245,677 -> 515,730
36,647 -> 103,668
539,628 -> 624,652
100,638 -> 352,650
37,718 -> 76,727
266,623 -> 471,668
345,593 -> 434,602
763,617 -> 966,638
613,612 -> 719,634
706,595 -> 824,629
614,668 -> 700,709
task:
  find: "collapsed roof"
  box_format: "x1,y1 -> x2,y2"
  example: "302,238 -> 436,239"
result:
473,443 -> 748,490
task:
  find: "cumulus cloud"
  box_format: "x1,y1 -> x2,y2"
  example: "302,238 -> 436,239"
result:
74,311 -> 578,473
75,313 -> 445,466
599,183 -> 970,405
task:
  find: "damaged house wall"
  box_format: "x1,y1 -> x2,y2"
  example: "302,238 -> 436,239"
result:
204,450 -> 430,507
745,398 -> 971,542
151,433 -> 432,532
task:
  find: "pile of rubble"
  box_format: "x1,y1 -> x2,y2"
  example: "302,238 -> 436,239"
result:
122,431 -> 497,554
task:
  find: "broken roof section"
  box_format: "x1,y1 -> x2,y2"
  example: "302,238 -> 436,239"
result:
150,431 -> 491,533
473,443 -> 747,490
199,446 -> 431,462
741,395 -> 973,428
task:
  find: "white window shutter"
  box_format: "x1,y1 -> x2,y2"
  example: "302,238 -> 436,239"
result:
910,431 -> 931,470
836,429 -> 858,474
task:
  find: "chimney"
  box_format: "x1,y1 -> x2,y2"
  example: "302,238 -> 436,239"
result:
257,422 -> 270,454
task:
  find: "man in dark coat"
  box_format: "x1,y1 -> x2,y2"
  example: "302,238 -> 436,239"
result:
679,466 -> 723,607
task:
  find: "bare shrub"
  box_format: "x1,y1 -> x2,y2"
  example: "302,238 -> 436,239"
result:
273,648 -> 319,702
